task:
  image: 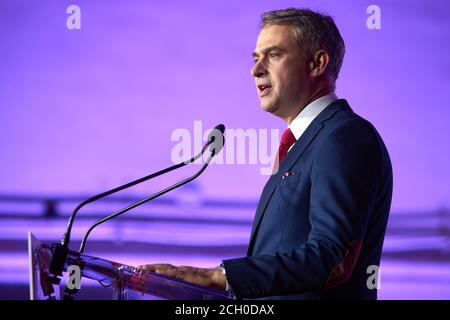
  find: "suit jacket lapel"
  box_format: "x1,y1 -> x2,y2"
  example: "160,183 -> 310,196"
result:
247,100 -> 351,255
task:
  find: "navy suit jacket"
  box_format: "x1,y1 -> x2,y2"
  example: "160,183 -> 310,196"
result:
223,99 -> 393,299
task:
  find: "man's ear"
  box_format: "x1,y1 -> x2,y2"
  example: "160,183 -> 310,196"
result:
309,50 -> 330,77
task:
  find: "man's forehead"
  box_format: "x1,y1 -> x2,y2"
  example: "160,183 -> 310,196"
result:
253,25 -> 294,54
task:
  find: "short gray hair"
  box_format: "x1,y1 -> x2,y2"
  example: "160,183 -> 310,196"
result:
261,8 -> 345,81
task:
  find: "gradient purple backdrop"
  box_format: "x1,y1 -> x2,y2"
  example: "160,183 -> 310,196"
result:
0,0 -> 449,299
0,0 -> 449,210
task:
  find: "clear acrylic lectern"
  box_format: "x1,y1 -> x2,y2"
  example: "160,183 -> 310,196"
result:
28,232 -> 232,300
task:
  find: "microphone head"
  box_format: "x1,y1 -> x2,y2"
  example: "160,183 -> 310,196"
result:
215,124 -> 225,135
207,124 -> 225,156
207,124 -> 225,142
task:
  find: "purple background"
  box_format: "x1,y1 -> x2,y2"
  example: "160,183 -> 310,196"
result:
0,0 -> 449,299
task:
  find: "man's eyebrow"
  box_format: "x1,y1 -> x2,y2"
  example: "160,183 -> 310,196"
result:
252,46 -> 286,58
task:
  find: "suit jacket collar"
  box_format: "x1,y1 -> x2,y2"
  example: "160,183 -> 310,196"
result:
247,99 -> 353,255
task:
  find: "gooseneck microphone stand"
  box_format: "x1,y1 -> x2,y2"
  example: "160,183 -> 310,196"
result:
47,124 -> 225,300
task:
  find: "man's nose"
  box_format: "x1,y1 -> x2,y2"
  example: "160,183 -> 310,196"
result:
251,59 -> 267,77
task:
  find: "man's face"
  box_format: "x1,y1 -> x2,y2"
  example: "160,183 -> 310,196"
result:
251,25 -> 310,120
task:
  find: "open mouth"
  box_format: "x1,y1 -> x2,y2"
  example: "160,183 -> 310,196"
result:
257,84 -> 272,96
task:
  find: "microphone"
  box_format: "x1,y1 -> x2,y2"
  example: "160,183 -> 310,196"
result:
48,124 -> 225,284
205,123 -> 225,157
78,124 -> 225,253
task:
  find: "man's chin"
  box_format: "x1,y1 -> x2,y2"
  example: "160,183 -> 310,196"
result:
260,102 -> 279,115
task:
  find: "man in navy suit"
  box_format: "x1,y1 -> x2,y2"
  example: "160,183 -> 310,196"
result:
140,8 -> 393,300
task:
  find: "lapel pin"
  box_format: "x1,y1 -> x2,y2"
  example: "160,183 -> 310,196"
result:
282,171 -> 295,179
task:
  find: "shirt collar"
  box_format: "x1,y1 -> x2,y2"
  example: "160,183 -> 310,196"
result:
289,93 -> 338,140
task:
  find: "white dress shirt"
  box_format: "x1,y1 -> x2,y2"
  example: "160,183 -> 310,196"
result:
289,93 -> 338,142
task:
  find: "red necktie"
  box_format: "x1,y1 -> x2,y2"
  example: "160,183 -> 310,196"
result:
273,128 -> 297,174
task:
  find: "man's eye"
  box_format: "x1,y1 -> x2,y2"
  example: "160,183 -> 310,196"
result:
269,54 -> 279,60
